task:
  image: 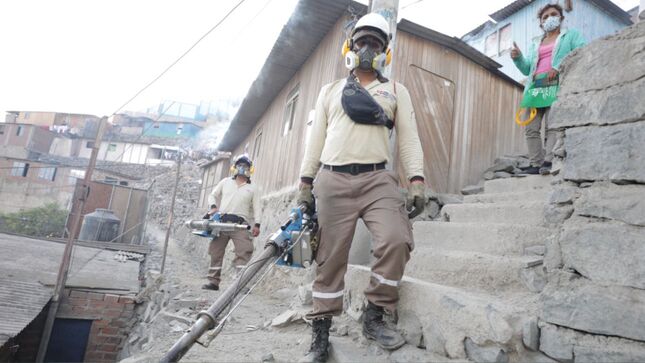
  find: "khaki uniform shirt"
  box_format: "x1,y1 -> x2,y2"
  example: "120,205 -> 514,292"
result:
300,78 -> 425,180
208,178 -> 261,225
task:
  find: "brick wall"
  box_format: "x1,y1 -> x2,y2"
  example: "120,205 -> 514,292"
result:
58,288 -> 137,362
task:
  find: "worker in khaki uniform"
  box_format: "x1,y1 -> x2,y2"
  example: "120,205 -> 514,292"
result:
298,13 -> 426,363
203,155 -> 261,291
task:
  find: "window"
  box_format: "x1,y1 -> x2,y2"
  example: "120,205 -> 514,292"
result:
23,112 -> 30,119
107,143 -> 117,152
86,141 -> 94,148
282,85 -> 300,136
10,162 -> 29,177
38,167 -> 57,181
16,125 -> 24,136
0,125 -> 5,134
252,129 -> 263,160
177,123 -> 183,135
499,24 -> 512,54
485,31 -> 498,57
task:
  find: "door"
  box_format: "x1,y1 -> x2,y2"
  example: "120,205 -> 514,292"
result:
398,65 -> 455,192
44,318 -> 93,362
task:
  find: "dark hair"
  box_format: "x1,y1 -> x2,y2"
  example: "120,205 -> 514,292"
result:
537,3 -> 564,19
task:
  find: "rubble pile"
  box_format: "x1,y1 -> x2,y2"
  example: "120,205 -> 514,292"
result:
145,160 -> 204,232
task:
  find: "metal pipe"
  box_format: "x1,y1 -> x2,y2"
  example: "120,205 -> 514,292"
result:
184,220 -> 250,231
160,244 -> 278,363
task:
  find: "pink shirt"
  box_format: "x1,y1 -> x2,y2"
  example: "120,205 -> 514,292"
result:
536,42 -> 555,74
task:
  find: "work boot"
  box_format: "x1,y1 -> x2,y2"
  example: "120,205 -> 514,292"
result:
300,317 -> 332,363
201,282 -> 219,291
362,302 -> 405,350
539,161 -> 552,175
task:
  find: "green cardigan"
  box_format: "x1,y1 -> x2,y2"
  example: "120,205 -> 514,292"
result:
513,28 -> 586,102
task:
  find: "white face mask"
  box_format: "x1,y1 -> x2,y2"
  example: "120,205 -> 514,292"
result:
542,16 -> 561,32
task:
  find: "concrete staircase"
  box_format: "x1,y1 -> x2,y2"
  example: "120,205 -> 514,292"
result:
343,175 -> 555,362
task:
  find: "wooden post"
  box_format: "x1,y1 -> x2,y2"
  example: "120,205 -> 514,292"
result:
160,156 -> 182,274
36,116 -> 108,362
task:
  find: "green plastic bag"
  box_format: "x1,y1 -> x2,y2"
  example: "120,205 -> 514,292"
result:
520,73 -> 559,108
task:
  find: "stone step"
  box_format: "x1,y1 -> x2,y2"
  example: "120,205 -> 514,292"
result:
344,265 -> 539,361
484,175 -> 552,194
441,201 -> 545,225
406,248 -> 543,292
463,190 -> 549,204
413,222 -> 551,255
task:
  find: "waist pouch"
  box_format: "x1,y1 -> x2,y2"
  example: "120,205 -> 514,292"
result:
220,214 -> 246,225
341,75 -> 394,129
520,72 -> 560,108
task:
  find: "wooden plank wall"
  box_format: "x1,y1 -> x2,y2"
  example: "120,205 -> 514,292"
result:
229,14 -> 525,195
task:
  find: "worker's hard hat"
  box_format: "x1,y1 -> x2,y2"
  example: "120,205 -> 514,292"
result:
351,13 -> 391,50
233,154 -> 253,167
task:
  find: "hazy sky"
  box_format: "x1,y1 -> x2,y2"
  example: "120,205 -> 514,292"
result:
0,0 -> 638,117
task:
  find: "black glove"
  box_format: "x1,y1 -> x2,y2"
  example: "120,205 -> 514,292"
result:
297,183 -> 314,213
406,182 -> 425,219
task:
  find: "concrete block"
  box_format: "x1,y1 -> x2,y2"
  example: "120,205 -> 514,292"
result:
520,266 -> 547,293
560,220 -> 645,289
344,265 -> 530,354
463,190 -> 549,204
413,221 -> 552,255
539,321 -> 645,363
551,76 -> 645,129
522,317 -> 539,351
539,323 -> 576,362
406,248 -> 542,291
575,182 -> 645,226
563,123 -> 645,183
441,201 -> 545,225
541,272 -> 645,341
484,175 -> 551,194
548,186 -> 579,205
543,204 -> 574,225
464,338 -> 509,363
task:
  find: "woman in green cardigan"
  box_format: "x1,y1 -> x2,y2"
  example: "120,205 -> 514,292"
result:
511,3 -> 586,175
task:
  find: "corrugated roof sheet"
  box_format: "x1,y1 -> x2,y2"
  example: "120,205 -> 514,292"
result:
218,0 -> 524,152
0,278 -> 52,347
218,0 -> 350,151
489,0 -> 632,24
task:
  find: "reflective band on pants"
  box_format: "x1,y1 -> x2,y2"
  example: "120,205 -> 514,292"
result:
312,290 -> 344,299
372,272 -> 399,287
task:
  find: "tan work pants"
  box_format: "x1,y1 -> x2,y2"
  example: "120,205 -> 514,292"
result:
307,168 -> 413,319
525,107 -> 557,167
207,230 -> 253,285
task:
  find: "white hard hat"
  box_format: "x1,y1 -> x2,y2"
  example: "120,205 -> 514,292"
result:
352,13 -> 391,49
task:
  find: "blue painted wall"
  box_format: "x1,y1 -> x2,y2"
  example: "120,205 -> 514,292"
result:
464,0 -> 630,82
143,121 -> 202,138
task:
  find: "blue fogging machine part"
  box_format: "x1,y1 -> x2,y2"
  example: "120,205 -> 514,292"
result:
269,206 -> 317,268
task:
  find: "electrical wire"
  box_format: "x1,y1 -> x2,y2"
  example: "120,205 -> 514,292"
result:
109,0 -> 248,116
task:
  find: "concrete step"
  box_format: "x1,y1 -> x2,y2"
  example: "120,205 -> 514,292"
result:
463,190 -> 549,204
344,265 -> 539,361
412,221 -> 551,255
441,201 -> 545,225
406,248 -> 543,292
484,175 -> 552,194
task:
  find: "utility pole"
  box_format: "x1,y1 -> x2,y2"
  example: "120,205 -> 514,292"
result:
160,155 -> 182,274
36,116 -> 108,362
369,0 -> 399,79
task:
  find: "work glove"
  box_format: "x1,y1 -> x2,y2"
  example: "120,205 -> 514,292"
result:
297,183 -> 314,214
406,182 -> 426,219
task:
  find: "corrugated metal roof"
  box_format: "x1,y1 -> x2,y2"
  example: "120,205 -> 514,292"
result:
218,0 -> 350,151
218,0 -> 524,152
489,0 -> 632,24
0,278 -> 52,348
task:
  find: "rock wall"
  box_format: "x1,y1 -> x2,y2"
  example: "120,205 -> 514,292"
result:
539,21 -> 645,362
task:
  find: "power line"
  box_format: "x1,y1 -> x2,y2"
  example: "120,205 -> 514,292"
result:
109,0 -> 248,116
